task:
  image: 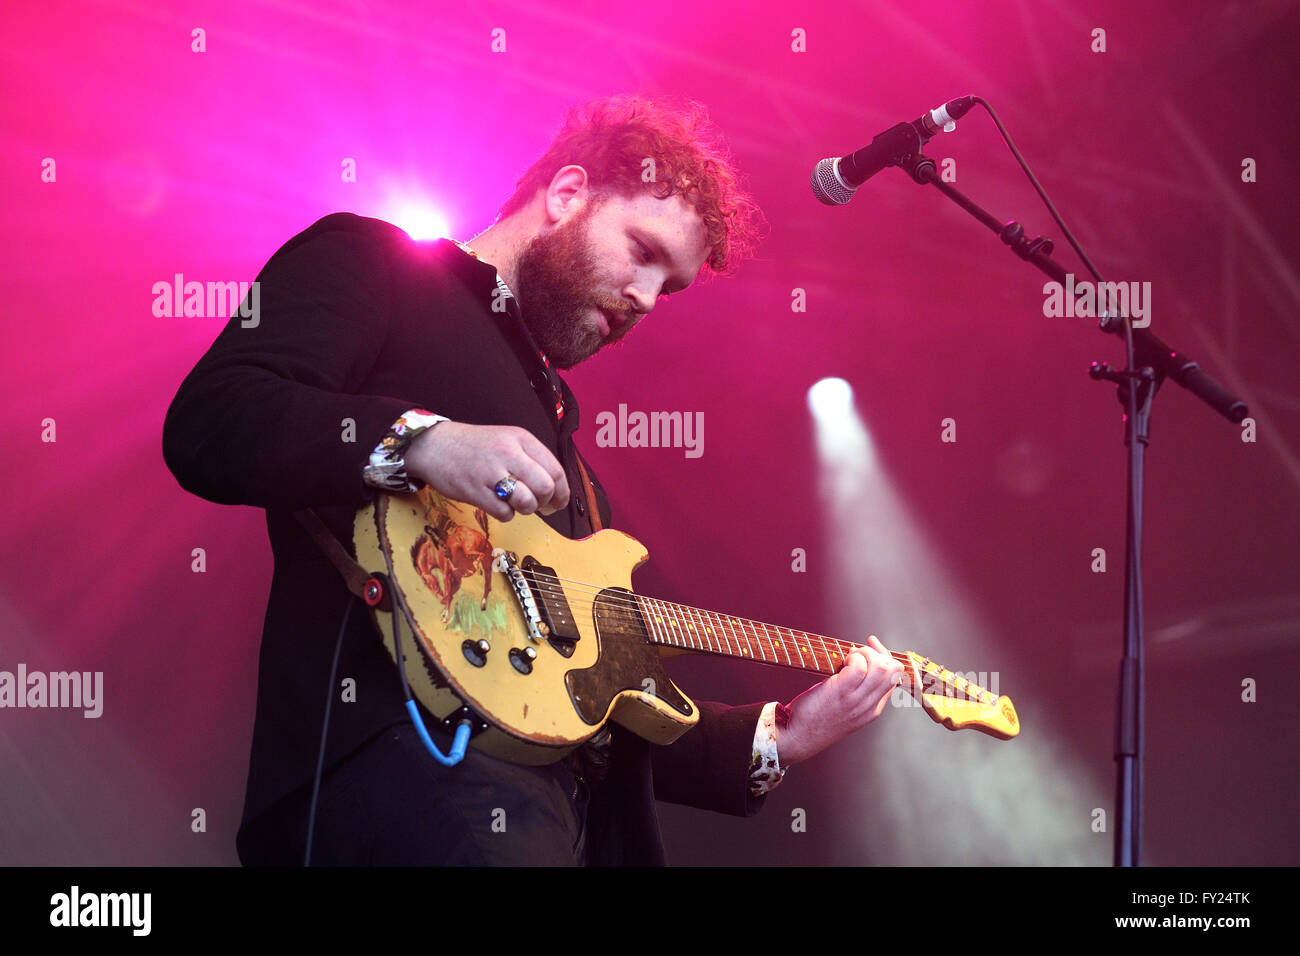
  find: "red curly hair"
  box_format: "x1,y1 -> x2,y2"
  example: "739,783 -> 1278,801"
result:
497,93 -> 764,277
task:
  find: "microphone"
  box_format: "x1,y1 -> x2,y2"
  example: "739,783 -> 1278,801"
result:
811,96 -> 975,205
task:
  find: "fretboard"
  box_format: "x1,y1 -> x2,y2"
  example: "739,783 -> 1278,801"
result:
632,594 -> 889,675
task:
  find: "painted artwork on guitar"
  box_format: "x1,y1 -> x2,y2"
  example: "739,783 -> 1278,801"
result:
409,489 -> 511,643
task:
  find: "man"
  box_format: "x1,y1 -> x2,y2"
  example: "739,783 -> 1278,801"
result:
163,94 -> 903,865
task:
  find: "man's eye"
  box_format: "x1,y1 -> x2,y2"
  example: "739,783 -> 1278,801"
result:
634,240 -> 652,263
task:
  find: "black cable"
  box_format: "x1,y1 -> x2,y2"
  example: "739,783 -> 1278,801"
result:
303,591 -> 355,867
973,95 -> 1149,862
379,511 -> 416,705
972,95 -> 1105,284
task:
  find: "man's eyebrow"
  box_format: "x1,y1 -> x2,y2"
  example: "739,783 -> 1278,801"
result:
636,229 -> 693,295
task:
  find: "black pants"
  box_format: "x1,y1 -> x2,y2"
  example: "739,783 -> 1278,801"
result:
239,722 -> 591,866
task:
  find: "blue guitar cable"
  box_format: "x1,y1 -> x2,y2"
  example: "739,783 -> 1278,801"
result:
405,699 -> 472,765
380,511 -> 473,767
303,503 -> 472,866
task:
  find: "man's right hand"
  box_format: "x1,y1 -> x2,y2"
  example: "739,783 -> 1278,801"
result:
404,421 -> 571,522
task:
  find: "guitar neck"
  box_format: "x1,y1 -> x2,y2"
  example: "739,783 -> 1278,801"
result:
632,594 -> 907,676
627,592 -> 1020,740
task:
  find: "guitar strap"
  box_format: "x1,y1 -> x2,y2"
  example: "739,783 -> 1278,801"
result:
295,450 -> 602,598
574,451 -> 604,532
294,508 -> 372,601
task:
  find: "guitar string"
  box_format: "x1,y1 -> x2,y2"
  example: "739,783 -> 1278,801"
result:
493,570 -> 976,687
526,571 -> 935,671
518,571 -> 858,664
413,535 -> 866,656
409,566 -> 994,697
525,570 -> 873,653
403,516 -> 964,673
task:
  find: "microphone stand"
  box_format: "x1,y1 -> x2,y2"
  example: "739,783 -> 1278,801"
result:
891,151 -> 1248,867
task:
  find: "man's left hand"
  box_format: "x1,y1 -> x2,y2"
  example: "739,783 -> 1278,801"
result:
776,634 -> 905,766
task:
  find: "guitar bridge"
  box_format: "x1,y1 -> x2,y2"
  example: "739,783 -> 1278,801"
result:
493,549 -> 581,657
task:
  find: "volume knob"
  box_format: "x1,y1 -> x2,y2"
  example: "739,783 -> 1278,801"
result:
509,646 -> 537,674
462,638 -> 490,667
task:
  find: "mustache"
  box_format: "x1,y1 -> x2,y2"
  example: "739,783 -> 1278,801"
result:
599,303 -> 636,323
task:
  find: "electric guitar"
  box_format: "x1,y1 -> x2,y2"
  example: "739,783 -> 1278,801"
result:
352,487 -> 1020,765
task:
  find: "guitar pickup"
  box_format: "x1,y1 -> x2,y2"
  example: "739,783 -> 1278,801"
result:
521,555 -> 581,656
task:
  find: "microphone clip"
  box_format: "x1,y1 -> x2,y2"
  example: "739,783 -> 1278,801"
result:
899,151 -> 937,185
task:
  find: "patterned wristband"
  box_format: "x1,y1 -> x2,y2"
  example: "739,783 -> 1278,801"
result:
363,409 -> 450,493
748,701 -> 788,797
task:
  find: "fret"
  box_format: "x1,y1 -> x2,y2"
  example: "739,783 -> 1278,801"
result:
655,597 -> 674,648
754,616 -> 769,661
722,611 -> 740,657
732,614 -> 756,661
774,624 -> 806,671
719,613 -> 742,658
786,625 -> 808,669
765,619 -> 792,666
647,597 -> 674,648
803,629 -> 830,674
690,604 -> 718,654
687,603 -> 708,651
778,626 -> 806,669
761,624 -> 782,665
678,601 -> 704,651
748,620 -> 775,665
657,599 -> 684,648
748,616 -> 774,660
692,608 -> 713,652
674,601 -> 692,650
823,637 -> 847,672
635,595 -> 663,646
676,598 -> 696,650
765,620 -> 787,666
698,609 -> 724,655
634,594 -> 856,676
812,632 -> 835,674
800,629 -> 819,670
731,615 -> 757,662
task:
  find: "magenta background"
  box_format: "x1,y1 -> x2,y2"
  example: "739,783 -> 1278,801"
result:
2,0 -> 1297,865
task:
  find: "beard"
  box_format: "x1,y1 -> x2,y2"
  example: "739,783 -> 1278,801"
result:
512,202 -> 612,370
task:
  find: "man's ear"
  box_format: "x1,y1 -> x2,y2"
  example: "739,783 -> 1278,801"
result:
544,165 -> 591,223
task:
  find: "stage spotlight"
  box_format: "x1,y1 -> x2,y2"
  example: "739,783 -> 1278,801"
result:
391,206 -> 451,241
807,376 -> 853,420
807,377 -> 875,480
809,392 -> 1102,864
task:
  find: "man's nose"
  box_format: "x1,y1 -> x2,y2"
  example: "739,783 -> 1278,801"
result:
625,284 -> 659,316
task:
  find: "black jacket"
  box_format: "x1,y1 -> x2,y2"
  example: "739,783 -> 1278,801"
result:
162,213 -> 765,865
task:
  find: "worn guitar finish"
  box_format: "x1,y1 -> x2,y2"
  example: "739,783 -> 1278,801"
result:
353,488 -> 1019,766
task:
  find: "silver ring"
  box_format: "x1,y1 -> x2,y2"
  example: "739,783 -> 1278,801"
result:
494,475 -> 519,501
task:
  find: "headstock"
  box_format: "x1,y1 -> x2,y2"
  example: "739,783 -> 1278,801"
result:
902,651 -> 1020,740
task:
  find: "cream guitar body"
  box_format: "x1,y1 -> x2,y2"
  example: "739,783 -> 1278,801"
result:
352,487 -> 1019,766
